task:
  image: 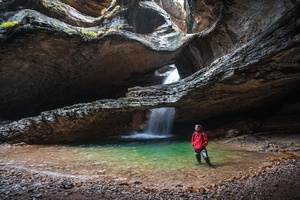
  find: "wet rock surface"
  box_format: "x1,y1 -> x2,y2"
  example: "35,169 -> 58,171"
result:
0,1 -> 299,144
0,134 -> 299,199
0,0 -> 186,120
1,0 -> 300,143
1,1 -> 299,198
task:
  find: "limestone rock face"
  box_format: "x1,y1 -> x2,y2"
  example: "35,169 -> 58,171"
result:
0,0 -> 299,143
0,0 -> 183,120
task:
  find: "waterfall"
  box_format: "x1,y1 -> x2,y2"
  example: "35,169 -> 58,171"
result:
184,0 -> 195,33
145,67 -> 180,136
163,67 -> 180,84
145,107 -> 175,136
122,67 -> 180,139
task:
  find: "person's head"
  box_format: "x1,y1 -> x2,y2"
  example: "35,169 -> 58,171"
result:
195,124 -> 203,132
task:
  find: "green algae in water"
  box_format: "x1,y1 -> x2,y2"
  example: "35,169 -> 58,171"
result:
74,137 -> 251,171
0,136 -> 274,187
69,137 -> 263,186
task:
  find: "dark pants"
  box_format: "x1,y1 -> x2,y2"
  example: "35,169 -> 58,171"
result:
194,149 -> 212,166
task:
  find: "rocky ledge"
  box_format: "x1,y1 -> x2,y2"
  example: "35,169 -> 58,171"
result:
0,0 -> 299,143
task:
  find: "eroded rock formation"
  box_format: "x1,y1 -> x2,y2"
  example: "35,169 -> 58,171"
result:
0,0 -> 186,120
0,0 -> 299,143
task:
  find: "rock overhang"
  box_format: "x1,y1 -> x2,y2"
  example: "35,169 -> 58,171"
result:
0,0 -> 190,120
0,0 -> 299,143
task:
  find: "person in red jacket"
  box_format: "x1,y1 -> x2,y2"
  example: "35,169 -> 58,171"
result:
191,124 -> 212,166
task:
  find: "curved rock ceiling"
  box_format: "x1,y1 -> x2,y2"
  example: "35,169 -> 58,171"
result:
0,0 -> 187,120
0,0 -> 299,143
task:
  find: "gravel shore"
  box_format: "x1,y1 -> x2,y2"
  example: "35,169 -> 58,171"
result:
1,133 -> 299,200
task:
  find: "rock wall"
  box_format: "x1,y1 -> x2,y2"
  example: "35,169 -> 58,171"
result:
0,0 -> 184,120
0,0 -> 299,143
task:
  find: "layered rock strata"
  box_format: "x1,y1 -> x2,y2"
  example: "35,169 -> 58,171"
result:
0,0 -> 187,120
0,0 -> 299,143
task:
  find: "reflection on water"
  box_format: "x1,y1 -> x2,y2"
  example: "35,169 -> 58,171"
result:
120,133 -> 173,139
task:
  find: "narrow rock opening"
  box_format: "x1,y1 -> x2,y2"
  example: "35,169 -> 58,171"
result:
127,7 -> 166,33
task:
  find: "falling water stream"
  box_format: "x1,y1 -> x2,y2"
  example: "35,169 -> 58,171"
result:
145,67 -> 180,137
122,66 -> 180,139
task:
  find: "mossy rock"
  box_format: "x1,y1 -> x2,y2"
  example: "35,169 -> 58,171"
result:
1,21 -> 19,29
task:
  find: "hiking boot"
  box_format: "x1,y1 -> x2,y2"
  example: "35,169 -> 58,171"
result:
205,157 -> 213,167
196,155 -> 201,164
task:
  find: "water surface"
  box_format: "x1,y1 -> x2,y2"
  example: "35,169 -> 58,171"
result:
0,135 -> 280,188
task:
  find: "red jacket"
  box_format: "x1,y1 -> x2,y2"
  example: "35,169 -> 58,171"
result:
191,131 -> 208,150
